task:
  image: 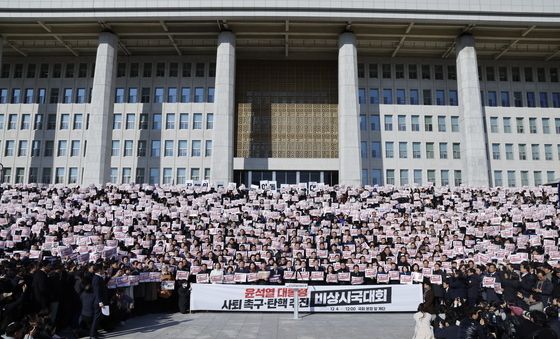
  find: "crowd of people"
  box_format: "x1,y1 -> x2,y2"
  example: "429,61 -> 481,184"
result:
0,182 -> 558,338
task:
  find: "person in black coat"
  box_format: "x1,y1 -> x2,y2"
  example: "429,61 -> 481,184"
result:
482,264 -> 501,304
457,308 -> 488,339
448,271 -> 468,301
466,269 -> 481,308
90,264 -> 108,339
434,321 -> 460,339
501,269 -> 520,303
31,261 -> 51,313
520,262 -> 537,298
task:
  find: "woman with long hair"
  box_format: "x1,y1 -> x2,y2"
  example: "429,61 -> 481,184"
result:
412,303 -> 435,339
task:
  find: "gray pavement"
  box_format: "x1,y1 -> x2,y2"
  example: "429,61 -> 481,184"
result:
103,312 -> 415,339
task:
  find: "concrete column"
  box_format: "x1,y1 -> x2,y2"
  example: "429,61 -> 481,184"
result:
338,32 -> 362,187
210,31 -> 236,185
83,32 -> 118,185
456,33 -> 490,187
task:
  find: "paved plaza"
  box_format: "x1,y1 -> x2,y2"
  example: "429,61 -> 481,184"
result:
104,312 -> 415,339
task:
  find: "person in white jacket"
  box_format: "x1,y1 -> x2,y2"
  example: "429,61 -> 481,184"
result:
209,263 -> 224,284
413,303 -> 435,339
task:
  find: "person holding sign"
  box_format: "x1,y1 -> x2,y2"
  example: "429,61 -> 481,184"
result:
210,263 -> 224,284
482,263 -> 502,304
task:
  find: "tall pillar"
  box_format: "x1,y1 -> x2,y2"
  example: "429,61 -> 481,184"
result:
456,33 -> 490,187
210,31 -> 236,185
83,32 -> 118,185
338,32 -> 362,187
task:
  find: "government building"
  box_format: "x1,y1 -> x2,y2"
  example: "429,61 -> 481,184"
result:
0,1 -> 559,187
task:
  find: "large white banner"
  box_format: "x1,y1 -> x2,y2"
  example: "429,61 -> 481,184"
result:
190,284 -> 422,312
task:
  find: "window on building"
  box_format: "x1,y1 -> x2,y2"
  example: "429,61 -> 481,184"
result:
452,143 -> 461,159
369,88 -> 379,104
181,87 -> 191,103
386,169 -> 395,185
424,116 -> 433,132
519,144 -> 527,160
492,143 -> 500,160
421,64 -> 430,79
176,168 -> 187,184
534,171 -> 542,186
441,170 -> 449,186
408,65 -> 417,79
397,115 -> 406,131
435,90 -> 445,105
358,63 -> 365,78
505,144 -> 513,160
143,63 -> 153,77
529,118 -> 537,134
371,142 -> 381,158
399,142 -> 407,159
369,64 -> 378,78
395,89 -> 405,104
382,89 -> 392,104
70,140 -> 80,157
494,171 -> 503,186
503,117 -> 512,133
439,142 -> 448,159
179,113 -> 189,129
54,167 -> 65,184
111,140 -> 120,156
544,144 -> 553,160
166,113 -> 175,129
527,92 -> 536,107
516,118 -> 524,133
156,63 -> 165,77
385,142 -> 394,158
384,115 -> 392,131
395,64 -> 404,79
422,89 -> 432,105
168,87 -> 177,103
57,140 -> 67,157
178,140 -> 188,157
427,170 -> 436,184
126,114 -> 136,129
410,89 -> 419,105
487,91 -> 497,106
191,168 -> 200,181
434,65 -> 443,80
412,142 -> 421,159
411,115 -> 420,131
151,140 -> 161,157
400,169 -> 409,186
164,140 -> 174,156
426,143 -> 434,159
154,87 -> 164,103
507,171 -> 516,187
191,140 -> 201,156
195,63 -> 205,77
206,113 -> 214,129
128,88 -> 138,103
124,140 -> 133,156
137,140 -> 147,157
152,113 -> 162,130
17,141 -> 27,157
531,144 -> 540,160
194,87 -> 204,103
205,140 -> 213,157
382,64 -> 391,79
182,62 -> 191,77
540,92 -> 549,107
